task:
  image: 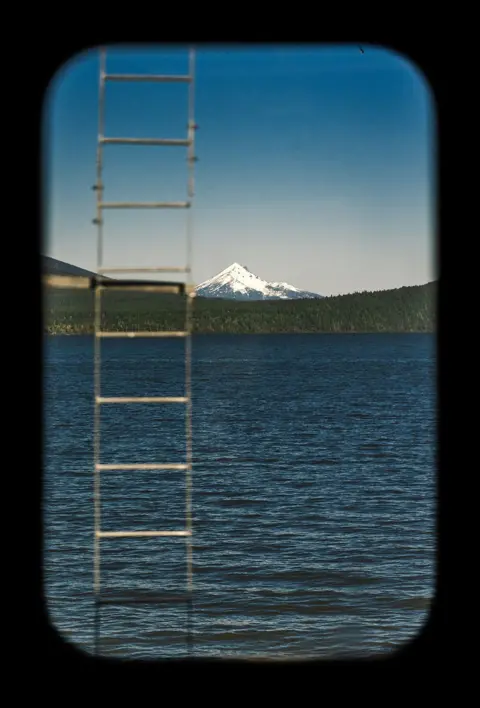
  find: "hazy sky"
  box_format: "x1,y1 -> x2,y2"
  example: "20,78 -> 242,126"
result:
44,44 -> 436,296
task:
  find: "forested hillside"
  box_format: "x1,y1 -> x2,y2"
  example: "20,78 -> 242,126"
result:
44,281 -> 436,334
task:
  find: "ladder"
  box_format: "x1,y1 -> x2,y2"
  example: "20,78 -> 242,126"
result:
92,46 -> 197,657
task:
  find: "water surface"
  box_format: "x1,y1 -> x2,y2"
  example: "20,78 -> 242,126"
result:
43,333 -> 436,659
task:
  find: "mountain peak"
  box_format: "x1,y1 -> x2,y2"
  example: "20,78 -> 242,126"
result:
223,262 -> 248,272
195,263 -> 323,301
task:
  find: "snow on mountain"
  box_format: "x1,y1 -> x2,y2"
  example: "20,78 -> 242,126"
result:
195,263 -> 323,300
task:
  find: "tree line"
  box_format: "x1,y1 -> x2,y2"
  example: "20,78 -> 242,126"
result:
43,281 -> 436,334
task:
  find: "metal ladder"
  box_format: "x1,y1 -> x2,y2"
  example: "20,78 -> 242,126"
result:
92,46 -> 197,657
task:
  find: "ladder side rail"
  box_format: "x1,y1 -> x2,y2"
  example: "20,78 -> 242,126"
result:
185,48 -> 196,602
93,46 -> 106,656
184,50 -> 196,656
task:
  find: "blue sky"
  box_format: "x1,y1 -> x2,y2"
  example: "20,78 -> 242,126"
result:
43,44 -> 436,296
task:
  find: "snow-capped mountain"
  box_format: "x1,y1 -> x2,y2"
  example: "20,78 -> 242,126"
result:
195,263 -> 323,300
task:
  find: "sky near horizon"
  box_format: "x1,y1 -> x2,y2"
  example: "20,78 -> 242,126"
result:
43,44 -> 436,296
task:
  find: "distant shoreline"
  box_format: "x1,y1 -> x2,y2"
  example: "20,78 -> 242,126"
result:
44,329 -> 435,336
44,281 -> 436,336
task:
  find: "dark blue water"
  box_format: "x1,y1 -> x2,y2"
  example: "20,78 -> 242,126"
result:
43,333 -> 436,659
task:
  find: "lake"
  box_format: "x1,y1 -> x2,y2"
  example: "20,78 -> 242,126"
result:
43,333 -> 436,659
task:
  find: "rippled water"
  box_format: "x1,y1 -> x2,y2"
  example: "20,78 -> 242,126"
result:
43,333 -> 436,659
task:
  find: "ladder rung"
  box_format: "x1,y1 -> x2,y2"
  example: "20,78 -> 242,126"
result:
97,530 -> 191,538
97,397 -> 188,404
104,74 -> 192,83
43,275 -> 90,289
96,463 -> 189,470
97,285 -> 183,293
97,267 -> 190,274
44,276 -> 191,295
95,592 -> 192,606
96,331 -> 188,338
100,137 -> 191,147
95,279 -> 185,294
99,201 -> 190,209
